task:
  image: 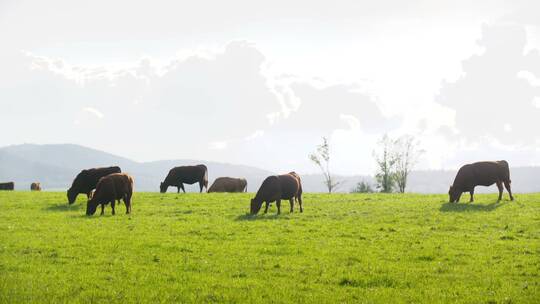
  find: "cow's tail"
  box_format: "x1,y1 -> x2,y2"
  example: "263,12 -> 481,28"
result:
499,160 -> 511,182
204,169 -> 209,190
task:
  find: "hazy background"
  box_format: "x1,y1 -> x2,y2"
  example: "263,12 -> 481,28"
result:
1,0 -> 539,179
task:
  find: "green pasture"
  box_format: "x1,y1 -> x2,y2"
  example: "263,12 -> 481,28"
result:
0,192 -> 538,303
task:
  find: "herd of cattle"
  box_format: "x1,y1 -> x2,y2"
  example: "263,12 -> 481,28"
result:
0,160 -> 514,216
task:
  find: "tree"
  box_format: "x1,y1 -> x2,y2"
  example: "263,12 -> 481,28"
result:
373,134 -> 398,193
309,137 -> 341,193
394,135 -> 423,193
351,180 -> 374,193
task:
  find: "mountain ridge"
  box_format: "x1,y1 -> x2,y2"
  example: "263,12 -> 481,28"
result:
1,143 -> 540,193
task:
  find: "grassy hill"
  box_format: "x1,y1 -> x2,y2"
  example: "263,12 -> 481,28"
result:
0,192 -> 538,303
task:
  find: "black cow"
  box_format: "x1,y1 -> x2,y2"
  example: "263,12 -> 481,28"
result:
67,166 -> 121,204
0,182 -> 14,191
86,173 -> 134,216
449,160 -> 514,203
250,172 -> 303,215
160,165 -> 208,193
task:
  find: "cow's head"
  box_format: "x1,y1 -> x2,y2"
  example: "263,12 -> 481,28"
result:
250,198 -> 263,215
67,188 -> 77,205
448,186 -> 462,203
159,182 -> 167,193
86,199 -> 98,216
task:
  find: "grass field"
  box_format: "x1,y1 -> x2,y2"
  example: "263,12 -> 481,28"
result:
0,191 -> 539,303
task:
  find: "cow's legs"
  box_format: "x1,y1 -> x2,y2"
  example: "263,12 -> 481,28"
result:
264,201 -> 270,213
496,181 -> 504,201
111,200 -> 116,215
469,188 -> 474,202
504,181 -> 514,201
180,184 -> 186,193
289,198 -> 294,213
124,193 -> 131,214
100,204 -> 105,215
276,199 -> 281,215
298,195 -> 303,213
177,186 -> 180,193
199,181 -> 204,193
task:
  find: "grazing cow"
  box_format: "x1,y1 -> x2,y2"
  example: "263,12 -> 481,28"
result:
86,173 -> 134,216
160,165 -> 208,193
208,177 -> 247,193
250,172 -> 303,215
67,166 -> 121,204
449,160 -> 514,203
0,182 -> 14,191
30,182 -> 41,191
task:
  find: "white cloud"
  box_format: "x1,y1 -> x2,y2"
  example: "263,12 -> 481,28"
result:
245,130 -> 265,141
82,107 -> 104,119
209,141 -> 228,150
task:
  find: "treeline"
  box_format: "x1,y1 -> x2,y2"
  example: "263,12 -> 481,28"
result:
309,135 -> 423,193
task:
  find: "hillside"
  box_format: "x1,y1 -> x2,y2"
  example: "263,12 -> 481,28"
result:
1,144 -> 540,193
0,144 -> 273,192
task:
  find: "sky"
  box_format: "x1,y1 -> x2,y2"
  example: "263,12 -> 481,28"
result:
1,0 -> 540,174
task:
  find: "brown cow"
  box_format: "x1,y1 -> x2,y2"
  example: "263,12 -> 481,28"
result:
160,165 -> 208,193
208,177 -> 247,193
250,172 -> 303,215
30,182 -> 41,191
0,182 -> 14,191
449,160 -> 514,203
86,173 -> 134,216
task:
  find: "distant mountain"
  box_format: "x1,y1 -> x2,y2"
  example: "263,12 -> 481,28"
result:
0,144 -> 273,191
1,144 -> 539,193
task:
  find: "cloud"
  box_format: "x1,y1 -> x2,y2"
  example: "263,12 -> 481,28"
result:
245,130 -> 264,141
83,107 -> 104,119
0,40 -> 399,173
436,23 -> 540,146
209,141 -> 228,150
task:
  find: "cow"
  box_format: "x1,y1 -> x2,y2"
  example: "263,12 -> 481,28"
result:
67,166 -> 121,204
449,160 -> 514,203
86,173 -> 134,216
250,172 -> 303,215
0,182 -> 14,191
30,182 -> 41,191
160,165 -> 208,193
208,177 -> 247,193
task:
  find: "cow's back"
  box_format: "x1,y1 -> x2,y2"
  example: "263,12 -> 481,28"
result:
277,174 -> 300,199
167,165 -> 207,185
72,166 -> 121,192
95,173 -> 132,201
0,182 -> 14,190
454,161 -> 509,189
254,176 -> 281,201
209,177 -> 235,192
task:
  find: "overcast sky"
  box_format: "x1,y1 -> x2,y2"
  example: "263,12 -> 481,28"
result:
1,0 -> 539,174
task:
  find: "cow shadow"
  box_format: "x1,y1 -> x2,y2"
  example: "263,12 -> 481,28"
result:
235,213 -> 285,221
44,203 -> 83,212
439,200 -> 508,213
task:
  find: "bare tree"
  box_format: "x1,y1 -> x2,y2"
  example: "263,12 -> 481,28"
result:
373,134 -> 398,193
394,135 -> 423,193
309,137 -> 341,193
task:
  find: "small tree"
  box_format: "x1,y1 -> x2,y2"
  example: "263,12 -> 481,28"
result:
309,137 -> 341,193
394,135 -> 423,193
351,181 -> 374,193
373,134 -> 397,193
